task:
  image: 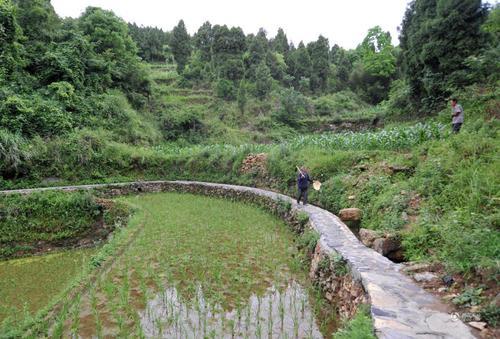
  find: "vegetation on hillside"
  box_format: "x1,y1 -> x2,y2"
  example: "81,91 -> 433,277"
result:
0,0 -> 499,333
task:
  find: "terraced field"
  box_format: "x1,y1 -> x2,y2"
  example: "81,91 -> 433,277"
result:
1,192 -> 338,338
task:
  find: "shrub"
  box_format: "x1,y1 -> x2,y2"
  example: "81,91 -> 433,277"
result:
0,129 -> 32,178
272,88 -> 310,127
313,90 -> 368,116
215,79 -> 237,100
0,94 -> 73,137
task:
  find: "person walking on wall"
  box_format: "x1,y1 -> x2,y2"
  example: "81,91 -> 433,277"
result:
297,166 -> 312,205
451,98 -> 464,133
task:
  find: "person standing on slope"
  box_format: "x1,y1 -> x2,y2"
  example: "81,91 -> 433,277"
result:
451,98 -> 464,133
297,166 -> 312,205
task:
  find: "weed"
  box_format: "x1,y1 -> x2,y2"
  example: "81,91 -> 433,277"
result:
452,287 -> 484,307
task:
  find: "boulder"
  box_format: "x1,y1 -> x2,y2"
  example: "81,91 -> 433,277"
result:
468,321 -> 487,331
373,236 -> 400,256
359,228 -> 378,247
339,208 -> 362,221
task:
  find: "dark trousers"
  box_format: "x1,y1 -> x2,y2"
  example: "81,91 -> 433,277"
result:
452,123 -> 462,133
297,187 -> 308,205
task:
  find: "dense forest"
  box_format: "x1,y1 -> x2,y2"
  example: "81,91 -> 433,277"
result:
1,0 -> 497,144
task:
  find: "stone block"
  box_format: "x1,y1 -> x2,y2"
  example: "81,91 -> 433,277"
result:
359,228 -> 378,247
339,208 -> 362,221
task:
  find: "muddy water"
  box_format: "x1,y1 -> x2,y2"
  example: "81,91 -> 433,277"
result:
52,193 -> 338,338
0,248 -> 95,324
140,282 -> 325,338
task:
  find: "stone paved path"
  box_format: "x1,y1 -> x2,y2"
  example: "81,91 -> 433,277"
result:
0,181 -> 475,338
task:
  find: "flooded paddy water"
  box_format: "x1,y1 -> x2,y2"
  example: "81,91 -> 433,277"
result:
0,248 -> 95,325
2,192 -> 338,338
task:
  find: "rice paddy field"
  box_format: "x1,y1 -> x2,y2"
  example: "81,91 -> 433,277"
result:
0,192 -> 338,338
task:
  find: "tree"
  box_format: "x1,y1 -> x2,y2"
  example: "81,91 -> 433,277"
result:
400,0 -> 488,110
271,28 -> 289,55
349,26 -> 397,103
286,42 -> 312,92
330,44 -> 354,90
0,0 -> 25,85
244,28 -> 269,80
128,23 -> 169,62
13,0 -> 60,43
307,35 -> 330,93
193,21 -> 213,62
255,61 -> 272,99
170,19 -> 191,73
212,25 -> 246,58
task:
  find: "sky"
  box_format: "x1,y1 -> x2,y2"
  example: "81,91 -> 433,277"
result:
51,0 -> 496,49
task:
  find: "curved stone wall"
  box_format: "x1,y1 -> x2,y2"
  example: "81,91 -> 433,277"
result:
2,180 -> 474,338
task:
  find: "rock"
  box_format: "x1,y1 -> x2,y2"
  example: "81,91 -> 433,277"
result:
359,228 -> 378,247
339,208 -> 362,221
468,321 -> 487,331
373,236 -> 401,256
437,287 -> 448,293
442,275 -> 454,286
348,195 -> 356,200
413,272 -> 438,282
402,262 -> 432,273
461,312 -> 481,322
387,249 -> 406,263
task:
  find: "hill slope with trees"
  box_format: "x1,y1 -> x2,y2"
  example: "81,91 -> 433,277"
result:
0,0 -> 499,332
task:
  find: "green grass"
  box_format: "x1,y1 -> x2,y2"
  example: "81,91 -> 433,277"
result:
333,305 -> 375,339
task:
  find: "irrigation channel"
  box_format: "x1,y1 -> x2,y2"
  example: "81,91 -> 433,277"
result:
1,192 -> 338,338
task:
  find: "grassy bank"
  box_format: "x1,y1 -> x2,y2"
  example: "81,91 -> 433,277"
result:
0,191 -> 130,259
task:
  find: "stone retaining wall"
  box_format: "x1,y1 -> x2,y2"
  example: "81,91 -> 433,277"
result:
1,181 -> 474,338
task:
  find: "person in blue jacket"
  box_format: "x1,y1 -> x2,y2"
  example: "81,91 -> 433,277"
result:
297,166 -> 312,205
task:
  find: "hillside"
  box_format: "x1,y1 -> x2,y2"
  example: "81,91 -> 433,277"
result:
0,0 -> 499,335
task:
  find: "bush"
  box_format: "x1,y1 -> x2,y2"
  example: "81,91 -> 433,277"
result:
215,79 -> 237,100
0,129 -> 32,179
272,88 -> 310,127
313,90 -> 368,117
0,94 -> 73,137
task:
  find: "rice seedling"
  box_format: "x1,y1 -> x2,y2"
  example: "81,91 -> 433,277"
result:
9,192 -> 340,337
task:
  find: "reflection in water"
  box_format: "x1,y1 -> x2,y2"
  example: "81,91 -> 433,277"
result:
140,281 -> 323,339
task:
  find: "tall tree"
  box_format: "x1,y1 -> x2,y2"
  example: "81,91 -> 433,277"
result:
0,0 -> 25,85
194,21 -> 213,62
244,28 -> 269,79
307,35 -> 330,93
348,26 -> 397,103
255,61 -> 272,99
287,41 -> 312,92
400,0 -> 488,110
271,28 -> 289,55
170,19 -> 191,73
13,0 -> 60,42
